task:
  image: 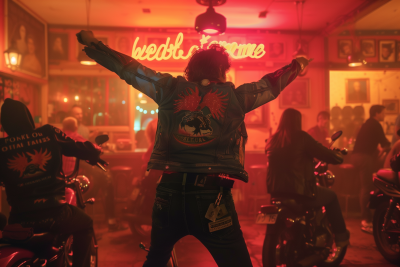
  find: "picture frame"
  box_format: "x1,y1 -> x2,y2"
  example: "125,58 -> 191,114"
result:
382,99 -> 399,115
397,41 -> 400,62
379,40 -> 396,63
5,0 -> 47,78
268,42 -> 286,60
345,79 -> 370,104
279,79 -> 309,108
360,39 -> 375,58
115,35 -> 132,56
48,32 -> 69,61
244,105 -> 265,127
337,40 -> 352,59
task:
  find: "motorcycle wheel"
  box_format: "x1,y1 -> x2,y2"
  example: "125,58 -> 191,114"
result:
11,259 -> 33,267
373,201 -> 400,265
128,221 -> 152,237
62,235 -> 98,267
262,224 -> 301,267
317,243 -> 347,267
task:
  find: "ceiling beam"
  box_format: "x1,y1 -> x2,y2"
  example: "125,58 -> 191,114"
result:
320,0 -> 391,37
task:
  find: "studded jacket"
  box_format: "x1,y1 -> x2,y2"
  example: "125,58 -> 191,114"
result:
83,42 -> 301,182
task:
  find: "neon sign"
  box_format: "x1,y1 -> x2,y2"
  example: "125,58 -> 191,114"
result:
131,32 -> 266,61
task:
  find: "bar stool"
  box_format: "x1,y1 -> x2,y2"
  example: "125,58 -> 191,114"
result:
247,164 -> 269,215
110,166 -> 133,202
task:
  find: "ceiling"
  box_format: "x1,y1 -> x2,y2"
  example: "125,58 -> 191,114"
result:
356,0 -> 400,29
19,0 -> 371,31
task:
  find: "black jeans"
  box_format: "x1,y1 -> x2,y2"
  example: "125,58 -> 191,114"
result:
81,162 -> 116,219
143,174 -> 253,267
9,204 -> 93,267
302,186 -> 347,239
351,153 -> 375,222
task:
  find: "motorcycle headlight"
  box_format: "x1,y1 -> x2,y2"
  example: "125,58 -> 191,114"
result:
74,175 -> 91,194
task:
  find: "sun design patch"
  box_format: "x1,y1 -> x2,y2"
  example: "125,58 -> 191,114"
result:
173,87 -> 228,146
7,148 -> 52,178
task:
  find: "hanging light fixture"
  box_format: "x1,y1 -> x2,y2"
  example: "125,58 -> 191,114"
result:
4,46 -> 22,71
347,51 -> 366,67
78,0 -> 96,65
195,0 -> 227,35
292,1 -> 309,76
347,17 -> 366,67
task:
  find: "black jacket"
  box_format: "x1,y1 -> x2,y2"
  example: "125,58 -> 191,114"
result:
82,42 -> 301,182
266,131 -> 343,198
0,98 -> 100,213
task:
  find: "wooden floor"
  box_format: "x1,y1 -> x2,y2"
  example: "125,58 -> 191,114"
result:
94,216 -> 397,267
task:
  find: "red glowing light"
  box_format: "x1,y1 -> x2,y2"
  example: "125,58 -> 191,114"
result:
203,29 -> 219,34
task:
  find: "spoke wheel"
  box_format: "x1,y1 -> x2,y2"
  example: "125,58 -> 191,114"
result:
373,202 -> 400,265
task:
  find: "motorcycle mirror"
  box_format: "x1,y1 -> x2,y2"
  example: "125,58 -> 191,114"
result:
95,135 -> 109,145
331,131 -> 342,142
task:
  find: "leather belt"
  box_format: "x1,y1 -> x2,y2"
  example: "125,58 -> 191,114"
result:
160,172 -> 235,189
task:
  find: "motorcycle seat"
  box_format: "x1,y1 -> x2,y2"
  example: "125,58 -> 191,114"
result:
270,197 -> 304,215
1,232 -> 55,247
376,169 -> 399,185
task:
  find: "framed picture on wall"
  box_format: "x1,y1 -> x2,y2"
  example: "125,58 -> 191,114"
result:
338,40 -> 352,59
268,42 -> 286,60
116,35 -> 132,56
397,41 -> 400,62
5,0 -> 47,78
382,99 -> 399,114
379,40 -> 396,62
279,79 -> 309,108
48,32 -> 69,61
345,79 -> 370,104
245,106 -> 265,127
360,39 -> 375,57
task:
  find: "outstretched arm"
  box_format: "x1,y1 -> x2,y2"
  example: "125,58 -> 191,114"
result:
51,126 -> 101,165
76,30 -> 176,105
235,58 -> 308,113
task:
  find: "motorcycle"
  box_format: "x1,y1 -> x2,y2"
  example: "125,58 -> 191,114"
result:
368,154 -> 400,264
258,131 -> 348,267
0,135 -> 109,267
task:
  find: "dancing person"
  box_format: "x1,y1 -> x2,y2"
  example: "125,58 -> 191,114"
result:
76,30 -> 309,267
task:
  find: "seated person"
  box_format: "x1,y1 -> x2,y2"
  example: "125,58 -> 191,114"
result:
0,99 -> 103,267
265,108 -> 349,251
62,117 -> 125,232
307,111 -> 330,147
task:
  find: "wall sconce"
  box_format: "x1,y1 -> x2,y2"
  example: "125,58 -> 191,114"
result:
4,47 -> 22,71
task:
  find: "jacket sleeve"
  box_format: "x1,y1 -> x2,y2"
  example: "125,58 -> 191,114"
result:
235,59 -> 301,113
82,42 -> 177,105
51,126 -> 100,164
303,132 -> 343,164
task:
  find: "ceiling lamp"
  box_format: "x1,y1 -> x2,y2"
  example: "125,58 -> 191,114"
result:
4,47 -> 22,71
78,0 -> 96,66
293,1 -> 309,76
347,51 -> 366,67
195,0 -> 227,35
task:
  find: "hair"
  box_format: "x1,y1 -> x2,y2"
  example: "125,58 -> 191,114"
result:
266,108 -> 302,151
63,117 -> 78,132
184,44 -> 231,82
317,111 -> 330,121
370,105 -> 385,117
